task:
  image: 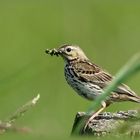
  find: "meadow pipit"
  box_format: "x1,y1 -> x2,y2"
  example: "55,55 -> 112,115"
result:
46,45 -> 140,129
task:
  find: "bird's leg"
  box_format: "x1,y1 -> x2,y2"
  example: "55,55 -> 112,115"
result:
83,101 -> 106,132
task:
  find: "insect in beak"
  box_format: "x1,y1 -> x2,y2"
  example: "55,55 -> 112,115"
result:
45,48 -> 61,56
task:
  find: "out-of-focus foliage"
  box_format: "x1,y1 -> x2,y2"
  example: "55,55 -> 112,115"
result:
0,0 -> 140,139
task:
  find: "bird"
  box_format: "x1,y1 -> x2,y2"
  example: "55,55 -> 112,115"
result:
46,44 -> 140,129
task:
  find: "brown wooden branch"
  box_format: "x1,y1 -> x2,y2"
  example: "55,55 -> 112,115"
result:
71,110 -> 140,136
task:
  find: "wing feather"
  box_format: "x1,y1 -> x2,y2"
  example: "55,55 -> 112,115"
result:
72,60 -> 137,97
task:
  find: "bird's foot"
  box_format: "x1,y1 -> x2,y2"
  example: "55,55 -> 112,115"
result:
83,111 -> 99,132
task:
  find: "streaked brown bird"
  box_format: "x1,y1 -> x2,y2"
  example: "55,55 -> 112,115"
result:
46,44 -> 140,129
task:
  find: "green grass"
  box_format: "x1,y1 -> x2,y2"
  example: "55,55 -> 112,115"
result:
0,0 -> 140,139
72,53 -> 140,134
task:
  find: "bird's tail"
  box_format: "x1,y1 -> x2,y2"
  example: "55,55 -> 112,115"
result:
129,95 -> 140,103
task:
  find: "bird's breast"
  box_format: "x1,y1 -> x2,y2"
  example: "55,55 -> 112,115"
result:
64,66 -> 102,100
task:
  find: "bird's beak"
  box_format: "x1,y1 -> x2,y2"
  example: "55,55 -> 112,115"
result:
57,47 -> 64,55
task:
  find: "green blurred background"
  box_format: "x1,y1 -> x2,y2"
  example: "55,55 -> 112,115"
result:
0,0 -> 140,139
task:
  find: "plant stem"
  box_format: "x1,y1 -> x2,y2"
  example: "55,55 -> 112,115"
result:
73,53 -> 140,134
87,53 -> 140,113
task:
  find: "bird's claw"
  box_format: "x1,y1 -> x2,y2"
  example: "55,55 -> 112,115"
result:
83,119 -> 91,132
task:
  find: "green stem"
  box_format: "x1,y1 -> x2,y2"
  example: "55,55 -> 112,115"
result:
87,53 -> 140,113
73,53 -> 140,134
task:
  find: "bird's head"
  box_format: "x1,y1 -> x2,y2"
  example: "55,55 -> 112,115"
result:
57,45 -> 88,62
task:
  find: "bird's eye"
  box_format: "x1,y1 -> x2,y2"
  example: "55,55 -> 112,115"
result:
66,47 -> 72,52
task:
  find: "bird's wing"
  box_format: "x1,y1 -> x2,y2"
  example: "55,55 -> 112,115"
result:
72,61 -> 137,97
72,60 -> 112,85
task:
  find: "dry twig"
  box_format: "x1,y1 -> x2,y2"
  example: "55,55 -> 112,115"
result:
0,94 -> 40,134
